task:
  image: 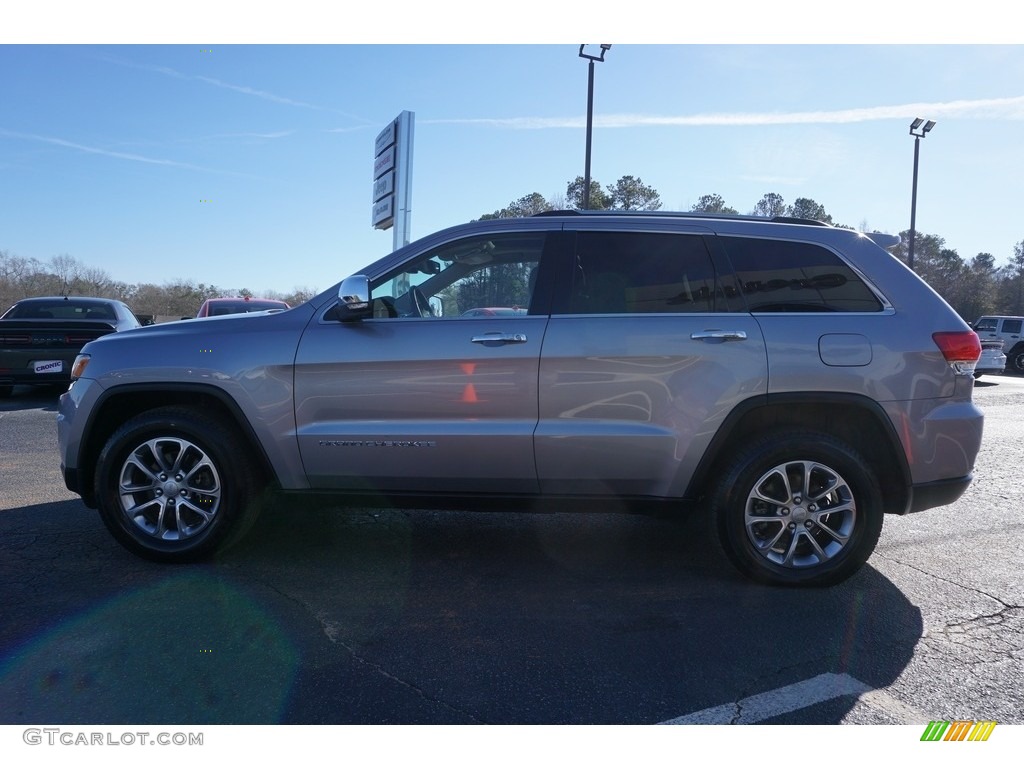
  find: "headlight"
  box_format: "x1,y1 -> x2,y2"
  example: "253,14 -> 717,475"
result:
70,354 -> 91,380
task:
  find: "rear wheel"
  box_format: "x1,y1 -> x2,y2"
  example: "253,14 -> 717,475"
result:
94,407 -> 265,562
710,431 -> 883,587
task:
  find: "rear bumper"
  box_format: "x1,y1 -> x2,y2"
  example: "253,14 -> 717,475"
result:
907,474 -> 973,513
0,351 -> 76,385
0,367 -> 72,387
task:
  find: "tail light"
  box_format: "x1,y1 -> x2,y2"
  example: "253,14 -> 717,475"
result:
932,331 -> 982,375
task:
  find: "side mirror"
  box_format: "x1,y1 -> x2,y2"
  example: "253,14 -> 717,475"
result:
335,275 -> 373,322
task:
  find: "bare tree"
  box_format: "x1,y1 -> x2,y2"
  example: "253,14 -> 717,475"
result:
49,254 -> 82,296
76,265 -> 114,296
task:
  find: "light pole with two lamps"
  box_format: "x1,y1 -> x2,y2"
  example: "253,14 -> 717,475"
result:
907,117 -> 936,272
578,44 -> 611,210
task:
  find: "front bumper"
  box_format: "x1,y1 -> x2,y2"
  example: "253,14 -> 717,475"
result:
56,377 -> 102,506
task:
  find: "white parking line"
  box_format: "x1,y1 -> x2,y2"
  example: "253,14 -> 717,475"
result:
659,673 -> 873,725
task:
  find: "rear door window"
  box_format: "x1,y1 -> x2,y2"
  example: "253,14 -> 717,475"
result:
566,231 -> 725,314
1002,319 -> 1023,334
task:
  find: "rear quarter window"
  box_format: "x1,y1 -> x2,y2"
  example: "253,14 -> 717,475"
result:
721,236 -> 883,313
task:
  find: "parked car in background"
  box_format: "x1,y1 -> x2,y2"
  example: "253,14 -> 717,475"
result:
195,297 -> 290,318
58,211 -> 984,587
973,315 -> 1024,372
0,296 -> 142,397
974,339 -> 1006,379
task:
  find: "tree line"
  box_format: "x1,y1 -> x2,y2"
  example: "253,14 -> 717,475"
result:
0,251 -> 317,320
480,176 -> 1024,322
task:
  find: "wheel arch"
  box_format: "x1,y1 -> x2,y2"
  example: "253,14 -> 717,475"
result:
685,392 -> 912,516
75,384 -> 276,507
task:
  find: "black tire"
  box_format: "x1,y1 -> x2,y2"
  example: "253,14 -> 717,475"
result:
710,431 -> 883,587
0,384 -> 12,398
1011,347 -> 1024,374
94,406 -> 265,562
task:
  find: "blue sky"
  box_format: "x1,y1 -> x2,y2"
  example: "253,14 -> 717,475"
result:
2,8 -> 1023,297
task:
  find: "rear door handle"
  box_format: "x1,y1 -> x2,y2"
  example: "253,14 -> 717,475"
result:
690,330 -> 748,341
471,332 -> 528,345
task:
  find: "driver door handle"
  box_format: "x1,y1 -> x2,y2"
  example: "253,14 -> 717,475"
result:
690,330 -> 748,341
471,332 -> 528,345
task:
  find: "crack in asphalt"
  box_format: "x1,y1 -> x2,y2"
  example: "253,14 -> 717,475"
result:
314,610 -> 486,724
729,701 -> 743,725
925,608 -> 1024,664
876,551 -> 1020,609
219,562 -> 485,723
875,554 -> 1024,663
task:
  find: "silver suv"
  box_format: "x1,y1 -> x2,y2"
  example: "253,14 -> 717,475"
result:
57,212 -> 984,586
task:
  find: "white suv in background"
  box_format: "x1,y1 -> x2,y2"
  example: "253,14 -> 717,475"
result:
973,316 -> 1024,373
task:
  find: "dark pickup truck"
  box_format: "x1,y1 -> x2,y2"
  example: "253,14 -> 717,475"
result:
0,296 -> 142,397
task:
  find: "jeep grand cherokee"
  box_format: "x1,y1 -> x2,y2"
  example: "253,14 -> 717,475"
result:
57,211 -> 984,586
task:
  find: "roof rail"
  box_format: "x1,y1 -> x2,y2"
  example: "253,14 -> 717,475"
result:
769,216 -> 830,227
532,209 -> 833,226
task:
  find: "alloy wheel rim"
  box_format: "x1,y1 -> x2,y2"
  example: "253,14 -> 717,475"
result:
743,460 -> 857,568
117,437 -> 222,540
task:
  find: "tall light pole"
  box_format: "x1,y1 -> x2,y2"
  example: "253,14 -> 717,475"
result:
579,44 -> 611,210
907,117 -> 936,271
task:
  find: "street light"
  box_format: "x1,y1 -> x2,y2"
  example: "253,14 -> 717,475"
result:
907,117 -> 936,271
579,44 -> 611,210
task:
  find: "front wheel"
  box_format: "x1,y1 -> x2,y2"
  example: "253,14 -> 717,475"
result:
710,431 -> 884,587
94,407 -> 265,562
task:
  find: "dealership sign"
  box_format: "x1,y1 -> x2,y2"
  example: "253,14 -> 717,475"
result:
372,111 -> 414,249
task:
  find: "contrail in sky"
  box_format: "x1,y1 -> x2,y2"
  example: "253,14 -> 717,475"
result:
0,129 -> 257,176
93,53 -> 377,124
422,95 -> 1024,129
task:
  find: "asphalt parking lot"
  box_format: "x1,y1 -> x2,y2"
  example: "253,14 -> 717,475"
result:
0,378 -> 1021,726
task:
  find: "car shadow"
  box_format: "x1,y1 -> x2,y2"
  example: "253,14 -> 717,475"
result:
239,500 -> 925,724
0,498 -> 922,725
